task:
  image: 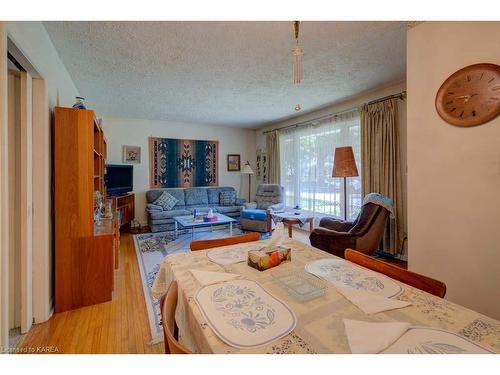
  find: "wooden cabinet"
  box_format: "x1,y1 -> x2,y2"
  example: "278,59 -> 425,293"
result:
54,107 -> 115,313
109,193 -> 135,231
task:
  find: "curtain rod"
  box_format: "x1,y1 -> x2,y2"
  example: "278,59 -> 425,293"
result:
263,90 -> 406,135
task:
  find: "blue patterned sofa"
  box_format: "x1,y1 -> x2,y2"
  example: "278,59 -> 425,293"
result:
146,187 -> 246,232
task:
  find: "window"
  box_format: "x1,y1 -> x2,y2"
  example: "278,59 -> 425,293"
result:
279,111 -> 361,220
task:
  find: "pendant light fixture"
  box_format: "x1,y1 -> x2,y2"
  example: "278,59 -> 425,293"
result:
292,21 -> 303,112
292,21 -> 303,84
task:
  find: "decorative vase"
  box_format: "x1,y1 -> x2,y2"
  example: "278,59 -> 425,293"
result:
72,96 -> 87,109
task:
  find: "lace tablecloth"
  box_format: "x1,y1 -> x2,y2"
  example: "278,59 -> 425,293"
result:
151,238 -> 500,354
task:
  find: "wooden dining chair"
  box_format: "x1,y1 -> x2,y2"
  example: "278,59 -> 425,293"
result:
190,232 -> 261,251
160,281 -> 192,354
344,249 -> 447,298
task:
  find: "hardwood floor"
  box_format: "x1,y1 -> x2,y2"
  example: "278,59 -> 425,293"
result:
20,234 -> 164,354
20,226 -> 406,354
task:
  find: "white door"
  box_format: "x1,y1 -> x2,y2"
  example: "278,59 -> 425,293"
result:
20,71 -> 33,334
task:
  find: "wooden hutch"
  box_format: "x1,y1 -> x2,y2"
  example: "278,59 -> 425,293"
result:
53,107 -> 119,313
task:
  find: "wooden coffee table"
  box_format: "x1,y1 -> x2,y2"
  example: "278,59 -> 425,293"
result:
272,212 -> 314,238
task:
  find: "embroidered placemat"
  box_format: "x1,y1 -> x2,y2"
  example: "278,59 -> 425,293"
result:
206,243 -> 265,265
305,258 -> 402,298
194,279 -> 297,349
382,327 -> 494,354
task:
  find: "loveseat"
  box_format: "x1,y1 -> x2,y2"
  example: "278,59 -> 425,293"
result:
146,187 -> 246,232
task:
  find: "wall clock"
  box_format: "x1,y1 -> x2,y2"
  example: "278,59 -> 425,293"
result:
435,63 -> 500,127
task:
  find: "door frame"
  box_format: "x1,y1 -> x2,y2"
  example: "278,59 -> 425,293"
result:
0,21 -> 10,349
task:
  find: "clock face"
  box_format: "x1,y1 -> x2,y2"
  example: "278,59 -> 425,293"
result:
435,63 -> 500,127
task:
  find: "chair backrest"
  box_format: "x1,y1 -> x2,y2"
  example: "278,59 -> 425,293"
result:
349,203 -> 389,254
255,184 -> 283,209
160,281 -> 191,354
190,232 -> 261,251
344,249 -> 447,298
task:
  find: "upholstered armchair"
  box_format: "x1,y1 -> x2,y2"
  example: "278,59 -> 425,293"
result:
240,184 -> 285,233
309,203 -> 389,258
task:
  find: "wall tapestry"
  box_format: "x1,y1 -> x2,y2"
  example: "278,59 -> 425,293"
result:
149,137 -> 219,188
256,149 -> 268,183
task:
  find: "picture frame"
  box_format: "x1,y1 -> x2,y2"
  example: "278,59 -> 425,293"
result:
227,154 -> 241,171
122,145 -> 141,164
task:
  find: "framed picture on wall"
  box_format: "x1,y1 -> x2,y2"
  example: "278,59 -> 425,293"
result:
123,145 -> 141,163
227,154 -> 241,171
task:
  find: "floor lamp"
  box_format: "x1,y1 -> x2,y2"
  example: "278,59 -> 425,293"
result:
241,161 -> 254,202
332,146 -> 359,220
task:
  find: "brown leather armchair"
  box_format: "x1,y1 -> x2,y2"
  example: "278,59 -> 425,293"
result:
309,203 -> 389,258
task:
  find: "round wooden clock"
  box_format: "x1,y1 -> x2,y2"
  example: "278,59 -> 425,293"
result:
435,63 -> 500,127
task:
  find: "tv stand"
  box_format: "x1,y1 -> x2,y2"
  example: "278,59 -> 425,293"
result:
109,193 -> 135,232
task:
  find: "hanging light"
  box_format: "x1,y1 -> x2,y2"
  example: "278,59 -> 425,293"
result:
295,104 -> 301,112
292,21 -> 303,84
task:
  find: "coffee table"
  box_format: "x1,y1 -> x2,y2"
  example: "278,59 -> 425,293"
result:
173,213 -> 237,240
272,211 -> 314,238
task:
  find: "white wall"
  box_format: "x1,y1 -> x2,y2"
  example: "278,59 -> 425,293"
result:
3,22 -> 79,325
7,22 -> 78,108
255,82 -> 408,247
102,116 -> 256,225
407,22 -> 500,319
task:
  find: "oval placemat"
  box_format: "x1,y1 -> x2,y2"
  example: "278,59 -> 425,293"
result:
305,258 -> 402,298
382,327 -> 494,354
206,243 -> 264,265
194,279 -> 297,349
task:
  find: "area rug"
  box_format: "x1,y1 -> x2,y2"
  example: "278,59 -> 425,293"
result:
133,225 -> 244,344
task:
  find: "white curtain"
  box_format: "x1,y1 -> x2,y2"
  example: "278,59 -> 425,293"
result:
279,111 -> 361,220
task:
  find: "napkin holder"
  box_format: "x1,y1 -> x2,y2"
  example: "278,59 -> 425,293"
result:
247,246 -> 291,271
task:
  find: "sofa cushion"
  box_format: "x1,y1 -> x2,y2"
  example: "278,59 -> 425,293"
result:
219,190 -> 236,206
153,191 -> 178,211
216,205 -> 243,214
149,209 -> 191,220
241,209 -> 268,221
146,203 -> 164,212
146,189 -> 186,208
207,187 -> 235,204
184,187 -> 209,206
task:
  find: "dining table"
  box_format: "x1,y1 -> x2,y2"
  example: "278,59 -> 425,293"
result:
151,237 -> 500,354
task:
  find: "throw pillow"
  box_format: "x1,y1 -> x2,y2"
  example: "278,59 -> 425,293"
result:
219,191 -> 236,206
153,191 -> 178,211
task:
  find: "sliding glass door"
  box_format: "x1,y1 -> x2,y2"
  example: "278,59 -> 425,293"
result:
280,111 -> 361,221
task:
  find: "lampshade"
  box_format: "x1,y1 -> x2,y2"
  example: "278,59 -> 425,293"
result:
332,146 -> 358,177
241,162 -> 254,175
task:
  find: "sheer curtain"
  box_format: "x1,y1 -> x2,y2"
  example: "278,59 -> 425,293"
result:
280,111 -> 361,221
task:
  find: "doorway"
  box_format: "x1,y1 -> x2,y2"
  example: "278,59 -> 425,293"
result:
6,52 -> 33,346
3,35 -> 51,351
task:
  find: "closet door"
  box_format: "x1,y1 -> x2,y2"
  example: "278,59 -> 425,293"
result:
20,71 -> 33,334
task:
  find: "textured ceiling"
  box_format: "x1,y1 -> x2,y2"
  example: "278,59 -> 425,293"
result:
44,21 -> 406,128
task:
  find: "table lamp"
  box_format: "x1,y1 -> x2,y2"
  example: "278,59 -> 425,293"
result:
332,146 -> 358,220
241,161 -> 254,202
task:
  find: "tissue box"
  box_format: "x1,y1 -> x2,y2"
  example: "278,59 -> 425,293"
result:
247,246 -> 291,271
203,216 -> 218,223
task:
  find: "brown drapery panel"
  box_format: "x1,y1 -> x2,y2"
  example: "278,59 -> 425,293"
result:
266,130 -> 280,184
361,99 -> 404,255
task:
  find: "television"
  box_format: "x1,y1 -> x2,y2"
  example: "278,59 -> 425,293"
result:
105,164 -> 133,196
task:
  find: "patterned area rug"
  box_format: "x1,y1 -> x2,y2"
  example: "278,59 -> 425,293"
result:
133,225 -> 244,344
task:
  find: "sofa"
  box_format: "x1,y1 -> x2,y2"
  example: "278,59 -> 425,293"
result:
146,186 -> 246,232
240,184 -> 285,233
